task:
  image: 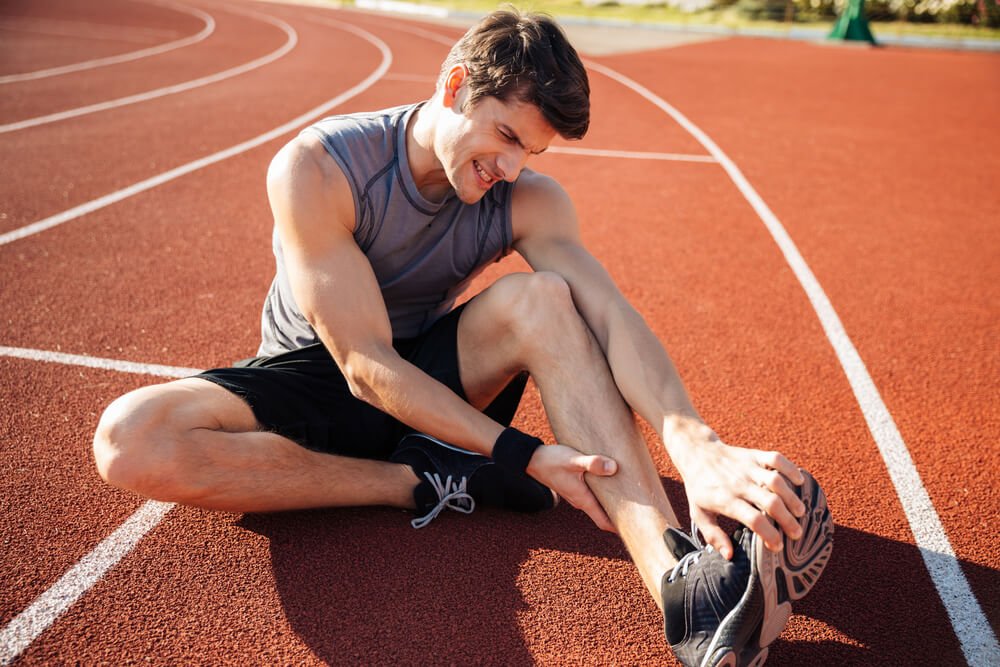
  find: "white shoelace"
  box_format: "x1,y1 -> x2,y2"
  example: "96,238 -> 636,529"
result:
667,522 -> 712,583
410,471 -> 476,529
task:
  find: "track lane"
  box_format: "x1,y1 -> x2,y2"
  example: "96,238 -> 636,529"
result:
0,0 -> 204,76
0,9 -> 376,236
0,359 -> 149,628
1,9 -> 394,663
3,3 -> 995,665
323,14 -> 993,661
0,0 -> 213,84
596,38 -> 1000,653
0,5 -> 297,128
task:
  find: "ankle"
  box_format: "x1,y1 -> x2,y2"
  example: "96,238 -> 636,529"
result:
392,463 -> 420,509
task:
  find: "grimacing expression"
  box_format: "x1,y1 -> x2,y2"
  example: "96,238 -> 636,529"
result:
438,93 -> 556,204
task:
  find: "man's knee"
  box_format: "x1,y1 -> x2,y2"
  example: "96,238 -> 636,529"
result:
92,385 -> 191,499
497,270 -> 576,335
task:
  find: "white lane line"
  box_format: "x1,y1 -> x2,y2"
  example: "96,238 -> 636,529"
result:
0,345 -> 191,667
546,146 -> 716,163
0,17 -> 182,43
346,19 -> 717,167
0,18 -> 391,662
308,23 -> 997,661
0,4 -> 296,134
0,1 -> 216,84
0,345 -> 201,377
583,60 -> 999,666
0,501 -> 175,667
0,19 -> 392,246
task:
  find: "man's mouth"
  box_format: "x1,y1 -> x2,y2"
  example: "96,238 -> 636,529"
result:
473,160 -> 494,186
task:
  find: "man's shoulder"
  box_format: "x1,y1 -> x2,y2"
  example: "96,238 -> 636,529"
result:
514,169 -> 566,200
269,133 -> 347,192
305,104 -> 413,153
511,169 -> 576,239
308,108 -> 393,135
267,133 -> 356,233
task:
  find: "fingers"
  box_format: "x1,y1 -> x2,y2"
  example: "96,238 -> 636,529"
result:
585,501 -> 617,533
693,511 -> 733,560
751,466 -> 806,519
743,482 -> 802,543
731,500 -> 784,552
755,450 -> 804,486
576,454 -> 617,476
571,488 -> 617,533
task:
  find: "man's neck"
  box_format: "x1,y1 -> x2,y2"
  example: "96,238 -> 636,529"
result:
406,101 -> 452,203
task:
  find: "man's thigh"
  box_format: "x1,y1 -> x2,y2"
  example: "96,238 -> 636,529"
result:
456,272 -> 543,410
195,343 -> 404,460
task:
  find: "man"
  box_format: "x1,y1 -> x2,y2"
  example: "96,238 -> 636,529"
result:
93,10 -> 833,666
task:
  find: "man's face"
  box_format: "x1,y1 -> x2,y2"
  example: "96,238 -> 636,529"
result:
437,92 -> 556,204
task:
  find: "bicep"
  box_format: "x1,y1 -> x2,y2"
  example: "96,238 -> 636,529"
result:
266,139 -> 393,365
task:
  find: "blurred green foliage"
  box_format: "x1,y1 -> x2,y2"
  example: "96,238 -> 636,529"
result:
396,0 -> 1000,29
766,0 -> 1000,25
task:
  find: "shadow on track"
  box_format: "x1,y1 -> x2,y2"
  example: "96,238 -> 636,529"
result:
238,501 -> 631,664
238,477 -> 989,665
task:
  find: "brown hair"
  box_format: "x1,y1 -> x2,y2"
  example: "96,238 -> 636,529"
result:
439,9 -> 590,140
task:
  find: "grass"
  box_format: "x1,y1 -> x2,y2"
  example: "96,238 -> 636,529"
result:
346,0 -> 1000,41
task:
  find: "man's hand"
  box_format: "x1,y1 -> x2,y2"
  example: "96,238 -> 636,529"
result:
526,444 -> 618,533
671,435 -> 807,560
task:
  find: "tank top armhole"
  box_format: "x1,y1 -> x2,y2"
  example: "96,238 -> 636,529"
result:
499,180 -> 516,259
300,126 -> 365,241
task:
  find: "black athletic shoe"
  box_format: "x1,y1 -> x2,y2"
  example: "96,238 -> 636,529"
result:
662,524 -> 760,667
661,470 -> 834,667
390,433 -> 555,529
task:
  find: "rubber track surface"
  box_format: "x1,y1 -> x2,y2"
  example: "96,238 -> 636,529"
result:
1,1 -> 997,665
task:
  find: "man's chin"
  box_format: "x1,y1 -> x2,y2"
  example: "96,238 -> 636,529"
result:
456,188 -> 488,205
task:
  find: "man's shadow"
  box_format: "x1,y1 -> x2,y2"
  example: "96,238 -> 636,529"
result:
237,478 -> 995,665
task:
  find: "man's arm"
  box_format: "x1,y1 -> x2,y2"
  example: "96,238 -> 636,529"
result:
266,138 -> 616,528
267,136 -> 504,454
512,172 -> 806,557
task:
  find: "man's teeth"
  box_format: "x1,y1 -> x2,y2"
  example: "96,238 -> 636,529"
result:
475,161 -> 493,183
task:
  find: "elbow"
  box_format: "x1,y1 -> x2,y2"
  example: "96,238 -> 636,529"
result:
340,351 -> 387,407
343,362 -> 374,403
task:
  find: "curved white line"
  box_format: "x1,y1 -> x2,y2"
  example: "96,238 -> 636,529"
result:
0,20 -> 392,665
583,59 -> 999,666
0,18 -> 391,246
0,501 -> 176,667
0,1 -> 216,84
310,13 -> 999,664
0,5 -> 297,135
0,345 -> 202,377
546,146 -> 715,163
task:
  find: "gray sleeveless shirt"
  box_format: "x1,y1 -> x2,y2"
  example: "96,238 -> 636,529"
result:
258,103 -> 516,356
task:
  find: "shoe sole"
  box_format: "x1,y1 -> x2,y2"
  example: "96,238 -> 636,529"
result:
756,470 -> 835,649
703,471 -> 834,667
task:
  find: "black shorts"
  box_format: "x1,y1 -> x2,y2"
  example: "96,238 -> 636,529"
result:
195,305 -> 527,461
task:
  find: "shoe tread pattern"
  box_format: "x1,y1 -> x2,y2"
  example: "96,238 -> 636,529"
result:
778,471 -> 834,602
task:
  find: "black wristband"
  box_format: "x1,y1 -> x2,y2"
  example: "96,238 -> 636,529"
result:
492,427 -> 544,474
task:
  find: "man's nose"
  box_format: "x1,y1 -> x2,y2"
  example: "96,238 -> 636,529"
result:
497,146 -> 529,182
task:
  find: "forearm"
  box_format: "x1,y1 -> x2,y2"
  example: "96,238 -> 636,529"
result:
601,303 -> 716,456
339,342 -> 505,456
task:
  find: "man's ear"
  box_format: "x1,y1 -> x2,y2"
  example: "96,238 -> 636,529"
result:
442,64 -> 468,108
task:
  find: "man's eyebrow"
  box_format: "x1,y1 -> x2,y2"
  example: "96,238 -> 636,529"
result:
501,124 -> 546,155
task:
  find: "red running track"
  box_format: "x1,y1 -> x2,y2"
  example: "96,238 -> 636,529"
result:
1,1 -> 998,665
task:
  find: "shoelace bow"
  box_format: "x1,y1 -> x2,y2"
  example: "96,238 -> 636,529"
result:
666,522 -> 713,583
410,471 -> 475,529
